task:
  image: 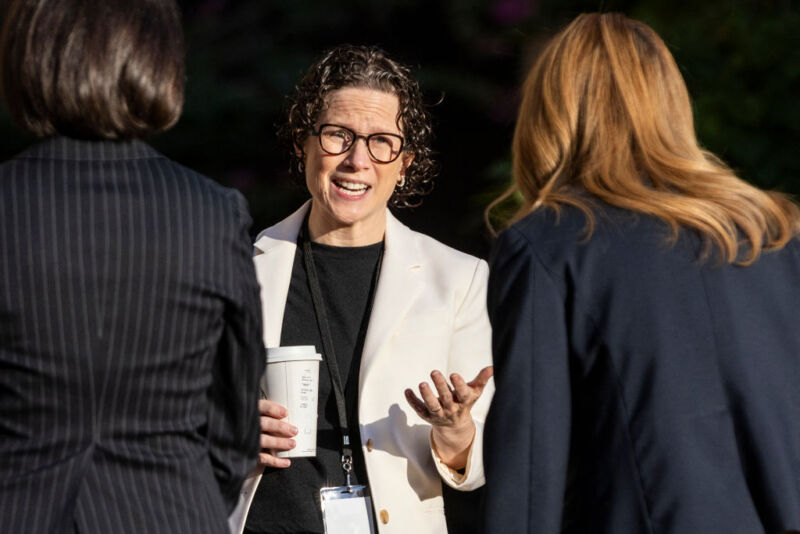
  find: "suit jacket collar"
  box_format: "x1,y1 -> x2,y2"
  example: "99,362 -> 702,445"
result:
253,201 -> 424,379
17,136 -> 162,162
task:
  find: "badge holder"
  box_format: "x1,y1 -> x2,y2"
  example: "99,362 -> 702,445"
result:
320,453 -> 375,534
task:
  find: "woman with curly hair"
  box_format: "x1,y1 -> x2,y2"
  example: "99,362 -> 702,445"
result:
229,45 -> 494,534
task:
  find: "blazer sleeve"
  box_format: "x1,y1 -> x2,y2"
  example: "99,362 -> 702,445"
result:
483,226 -> 571,534
431,258 -> 494,491
207,190 -> 266,513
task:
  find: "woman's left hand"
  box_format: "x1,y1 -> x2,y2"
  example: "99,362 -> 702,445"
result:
404,366 -> 493,470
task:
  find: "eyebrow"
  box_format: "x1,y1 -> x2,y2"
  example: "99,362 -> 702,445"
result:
323,122 -> 403,136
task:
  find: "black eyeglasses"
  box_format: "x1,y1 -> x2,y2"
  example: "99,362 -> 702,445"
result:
310,124 -> 406,163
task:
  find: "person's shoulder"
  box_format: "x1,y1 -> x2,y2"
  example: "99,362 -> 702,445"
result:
508,201 -> 641,244
404,227 -> 490,307
0,142 -> 49,185
506,205 -> 585,248
392,222 -> 489,297
158,157 -> 234,196
157,155 -> 248,215
500,202 -> 678,272
254,203 -> 309,250
405,223 -> 485,270
0,156 -> 25,185
788,234 -> 800,256
499,204 -> 594,266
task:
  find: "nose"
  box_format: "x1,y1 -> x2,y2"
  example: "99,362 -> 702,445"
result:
342,137 -> 371,169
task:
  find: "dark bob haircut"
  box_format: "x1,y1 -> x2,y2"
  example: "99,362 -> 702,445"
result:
0,0 -> 184,140
281,45 -> 436,208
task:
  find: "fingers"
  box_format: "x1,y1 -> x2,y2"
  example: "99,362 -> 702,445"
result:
448,366 -> 494,408
260,431 -> 295,453
258,398 -> 297,466
430,371 -> 455,410
258,450 -> 291,469
260,400 -> 297,441
408,367 -> 493,423
419,377 -> 445,413
404,388 -> 432,419
467,366 -> 494,390
450,373 -> 473,405
259,399 -> 287,418
260,414 -> 297,437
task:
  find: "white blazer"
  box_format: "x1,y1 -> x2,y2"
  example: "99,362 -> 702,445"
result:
229,202 -> 494,534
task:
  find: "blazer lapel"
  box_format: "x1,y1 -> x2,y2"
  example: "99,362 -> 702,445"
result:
252,201 -> 310,348
253,204 -> 422,383
359,210 -> 423,388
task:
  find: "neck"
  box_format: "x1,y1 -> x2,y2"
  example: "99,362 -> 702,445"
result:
307,205 -> 386,247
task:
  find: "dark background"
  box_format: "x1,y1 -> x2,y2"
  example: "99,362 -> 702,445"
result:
1,1 -> 796,531
1,0 -> 798,260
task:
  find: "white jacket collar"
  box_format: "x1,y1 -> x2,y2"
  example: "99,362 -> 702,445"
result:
253,200 -> 424,355
253,199 -> 422,269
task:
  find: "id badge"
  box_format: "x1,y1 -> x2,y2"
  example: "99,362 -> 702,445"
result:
320,485 -> 375,534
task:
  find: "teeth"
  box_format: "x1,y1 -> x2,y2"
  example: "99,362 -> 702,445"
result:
334,180 -> 369,194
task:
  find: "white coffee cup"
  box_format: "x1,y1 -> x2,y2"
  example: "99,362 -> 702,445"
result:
263,345 -> 322,458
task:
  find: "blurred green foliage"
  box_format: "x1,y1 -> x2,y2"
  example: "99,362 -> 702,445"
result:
634,1 -> 800,191
1,0 -> 797,259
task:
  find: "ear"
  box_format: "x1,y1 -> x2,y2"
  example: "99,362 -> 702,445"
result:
400,151 -> 415,174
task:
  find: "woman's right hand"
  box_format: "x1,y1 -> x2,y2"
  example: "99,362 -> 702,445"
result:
257,399 -> 298,468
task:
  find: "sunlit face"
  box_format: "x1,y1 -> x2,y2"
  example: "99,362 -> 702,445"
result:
302,86 -> 412,238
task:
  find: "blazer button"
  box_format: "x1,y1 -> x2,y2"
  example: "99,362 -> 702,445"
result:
379,509 -> 389,524
366,438 -> 374,452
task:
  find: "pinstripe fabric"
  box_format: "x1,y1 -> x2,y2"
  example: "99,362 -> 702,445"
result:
0,137 -> 266,534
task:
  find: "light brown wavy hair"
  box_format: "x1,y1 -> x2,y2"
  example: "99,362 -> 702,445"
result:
489,12 -> 800,264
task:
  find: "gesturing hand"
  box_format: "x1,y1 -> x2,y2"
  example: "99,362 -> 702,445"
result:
404,366 -> 493,469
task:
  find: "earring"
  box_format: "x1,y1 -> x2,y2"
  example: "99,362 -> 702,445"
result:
397,174 -> 406,189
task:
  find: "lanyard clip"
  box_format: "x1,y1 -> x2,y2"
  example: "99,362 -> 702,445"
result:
341,454 -> 354,492
341,454 -> 353,473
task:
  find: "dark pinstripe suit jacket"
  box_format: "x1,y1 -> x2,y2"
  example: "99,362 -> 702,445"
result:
0,137 -> 266,534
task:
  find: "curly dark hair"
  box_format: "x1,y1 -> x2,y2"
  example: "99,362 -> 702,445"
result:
280,45 -> 436,208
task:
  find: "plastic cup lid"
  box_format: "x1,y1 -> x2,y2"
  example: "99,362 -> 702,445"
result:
266,345 -> 322,363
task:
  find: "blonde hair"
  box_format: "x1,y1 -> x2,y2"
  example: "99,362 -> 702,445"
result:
489,13 -> 800,264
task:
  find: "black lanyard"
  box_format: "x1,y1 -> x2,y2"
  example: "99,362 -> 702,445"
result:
299,217 -> 383,488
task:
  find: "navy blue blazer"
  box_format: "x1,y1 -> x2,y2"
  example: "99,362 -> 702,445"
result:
484,203 -> 800,533
0,137 -> 265,533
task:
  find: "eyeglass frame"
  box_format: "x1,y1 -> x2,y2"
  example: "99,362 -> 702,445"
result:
309,123 -> 407,163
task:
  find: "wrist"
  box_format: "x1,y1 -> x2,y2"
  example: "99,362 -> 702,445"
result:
431,421 -> 476,469
432,420 -> 474,446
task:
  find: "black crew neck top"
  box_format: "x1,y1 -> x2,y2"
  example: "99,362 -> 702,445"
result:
245,239 -> 384,534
